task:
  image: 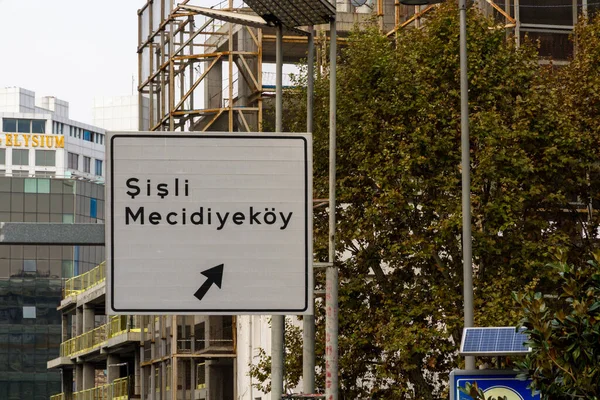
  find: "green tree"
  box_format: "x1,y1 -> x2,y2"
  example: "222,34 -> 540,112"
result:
252,4 -> 600,399
514,251 -> 600,399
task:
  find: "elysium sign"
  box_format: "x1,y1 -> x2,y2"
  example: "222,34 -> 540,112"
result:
106,132 -> 312,315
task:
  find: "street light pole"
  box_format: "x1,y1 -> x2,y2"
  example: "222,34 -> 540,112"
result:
458,0 -> 475,371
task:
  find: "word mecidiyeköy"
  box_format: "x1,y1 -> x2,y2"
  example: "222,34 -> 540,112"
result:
122,177 -> 295,230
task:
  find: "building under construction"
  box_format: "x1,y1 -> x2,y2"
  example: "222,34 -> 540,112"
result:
46,1 -> 595,399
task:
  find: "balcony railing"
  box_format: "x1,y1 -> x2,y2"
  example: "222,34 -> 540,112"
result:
50,377 -> 129,400
63,261 -> 106,298
60,316 -> 141,357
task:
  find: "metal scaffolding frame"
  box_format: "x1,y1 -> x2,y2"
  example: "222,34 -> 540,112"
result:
137,0 -> 262,132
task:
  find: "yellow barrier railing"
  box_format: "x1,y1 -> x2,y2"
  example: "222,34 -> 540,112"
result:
60,336 -> 77,357
77,325 -> 107,354
108,315 -> 128,339
60,316 -> 141,357
52,376 -> 129,400
63,261 -> 106,298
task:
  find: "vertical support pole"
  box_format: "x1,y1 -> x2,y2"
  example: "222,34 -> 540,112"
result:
325,18 -> 338,400
505,0 -> 511,39
514,0 -> 520,47
188,16 -> 195,125
459,0 -> 475,371
307,26 -> 315,135
138,11 -> 143,131
228,0 -> 234,131
169,21 -> 175,131
258,28 -> 264,132
583,0 -> 588,19
135,349 -> 141,398
303,24 -> 316,396
271,22 -> 285,400
172,316 -> 178,400
149,4 -> 155,130
276,24 -> 283,133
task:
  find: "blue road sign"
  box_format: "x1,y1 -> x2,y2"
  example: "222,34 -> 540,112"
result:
450,370 -> 540,400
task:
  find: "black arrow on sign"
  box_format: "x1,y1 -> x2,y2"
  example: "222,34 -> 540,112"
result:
194,264 -> 224,301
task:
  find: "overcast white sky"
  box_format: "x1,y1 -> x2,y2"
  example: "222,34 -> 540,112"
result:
0,0 -> 143,124
0,0 -> 295,126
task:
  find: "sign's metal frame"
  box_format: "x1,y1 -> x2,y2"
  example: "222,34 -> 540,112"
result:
106,132 -> 312,315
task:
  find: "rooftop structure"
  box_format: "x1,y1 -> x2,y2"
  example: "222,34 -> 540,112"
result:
0,87 -> 106,182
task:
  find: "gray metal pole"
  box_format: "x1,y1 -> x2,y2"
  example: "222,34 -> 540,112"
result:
325,19 -> 339,400
307,26 -> 315,135
303,24 -> 316,396
459,0 -> 475,371
276,24 -> 283,132
272,23 -> 286,400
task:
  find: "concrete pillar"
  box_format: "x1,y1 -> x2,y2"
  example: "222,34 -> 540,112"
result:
208,361 -> 222,400
62,314 -> 69,343
107,354 -> 121,383
75,364 -> 83,392
204,58 -> 223,110
62,368 -> 74,400
83,305 -> 94,333
135,348 -> 141,397
75,307 -> 83,336
190,359 -> 196,400
150,365 -> 156,399
83,363 -> 95,390
235,27 -> 259,131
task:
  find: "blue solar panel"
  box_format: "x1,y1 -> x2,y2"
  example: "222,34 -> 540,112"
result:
460,327 -> 530,356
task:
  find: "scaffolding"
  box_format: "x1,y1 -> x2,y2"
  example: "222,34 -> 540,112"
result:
137,0 -> 593,133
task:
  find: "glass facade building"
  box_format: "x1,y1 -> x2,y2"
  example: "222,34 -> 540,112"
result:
0,177 -> 104,400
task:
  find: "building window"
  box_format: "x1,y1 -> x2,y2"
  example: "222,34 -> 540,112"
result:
23,306 -> 36,319
0,148 -> 5,164
17,119 -> 30,133
90,198 -> 97,218
13,149 -> 29,165
95,159 -> 103,176
83,130 -> 92,141
83,156 -> 91,173
2,118 -> 17,132
62,260 -> 74,278
31,119 -> 45,133
25,178 -> 51,193
68,152 -> 79,169
12,170 -> 29,177
35,150 -> 56,166
3,118 -> 46,133
24,260 -> 36,272
100,135 -> 104,145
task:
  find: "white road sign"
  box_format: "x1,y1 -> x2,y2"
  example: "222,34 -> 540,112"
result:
106,132 -> 312,314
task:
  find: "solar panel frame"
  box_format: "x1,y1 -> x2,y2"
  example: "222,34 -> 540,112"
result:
459,327 -> 531,356
244,0 -> 336,29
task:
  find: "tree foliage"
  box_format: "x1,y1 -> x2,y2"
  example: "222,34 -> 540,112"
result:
514,251 -> 600,399
251,4 -> 600,399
